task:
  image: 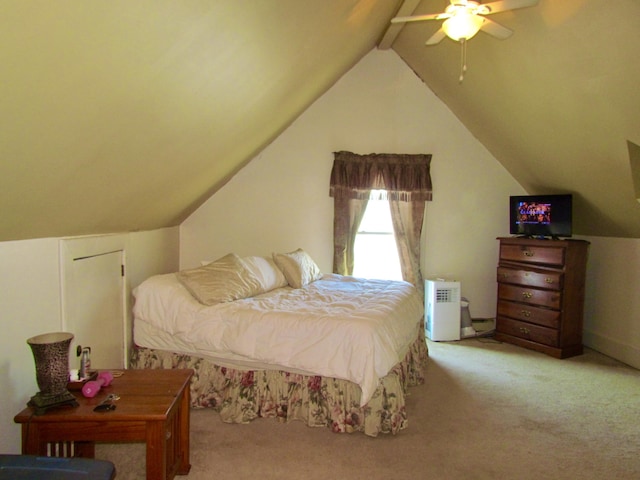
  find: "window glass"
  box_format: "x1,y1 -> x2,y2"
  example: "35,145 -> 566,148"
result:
353,191 -> 402,281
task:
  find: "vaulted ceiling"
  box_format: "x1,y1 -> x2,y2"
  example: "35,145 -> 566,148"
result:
2,0 -> 639,242
387,0 -> 640,238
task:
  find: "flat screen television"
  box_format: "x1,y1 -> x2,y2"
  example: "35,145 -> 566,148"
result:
509,194 -> 573,238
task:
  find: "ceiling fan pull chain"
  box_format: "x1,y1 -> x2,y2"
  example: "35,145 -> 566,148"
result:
459,38 -> 468,83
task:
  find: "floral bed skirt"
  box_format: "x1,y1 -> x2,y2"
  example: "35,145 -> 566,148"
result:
129,329 -> 428,437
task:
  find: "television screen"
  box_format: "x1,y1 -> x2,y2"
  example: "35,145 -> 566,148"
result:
509,194 -> 573,238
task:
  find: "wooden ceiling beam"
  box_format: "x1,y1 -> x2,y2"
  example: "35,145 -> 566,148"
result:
378,0 -> 421,49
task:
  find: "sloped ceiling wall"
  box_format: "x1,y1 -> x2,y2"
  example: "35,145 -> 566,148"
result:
388,0 -> 640,237
2,0 -> 640,241
0,0 -> 400,241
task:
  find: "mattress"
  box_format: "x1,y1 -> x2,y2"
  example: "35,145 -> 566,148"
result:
133,273 -> 423,405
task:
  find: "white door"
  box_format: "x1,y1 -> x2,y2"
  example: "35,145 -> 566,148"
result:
64,250 -> 125,370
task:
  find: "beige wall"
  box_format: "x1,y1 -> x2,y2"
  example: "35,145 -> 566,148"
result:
0,227 -> 179,454
180,49 -> 523,318
582,236 -> 640,368
0,237 -> 61,455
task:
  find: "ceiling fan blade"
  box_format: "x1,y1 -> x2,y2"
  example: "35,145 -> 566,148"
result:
426,28 -> 447,45
480,17 -> 513,39
481,0 -> 539,15
391,13 -> 449,24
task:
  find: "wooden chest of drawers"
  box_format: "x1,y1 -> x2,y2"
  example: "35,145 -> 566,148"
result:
495,237 -> 589,358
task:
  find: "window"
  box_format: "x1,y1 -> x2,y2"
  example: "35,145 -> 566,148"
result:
330,151 -> 432,288
352,191 -> 402,281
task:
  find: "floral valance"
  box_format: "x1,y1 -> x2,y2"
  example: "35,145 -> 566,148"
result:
329,151 -> 433,201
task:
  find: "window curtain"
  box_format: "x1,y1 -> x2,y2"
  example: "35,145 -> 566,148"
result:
332,195 -> 369,276
329,151 -> 432,290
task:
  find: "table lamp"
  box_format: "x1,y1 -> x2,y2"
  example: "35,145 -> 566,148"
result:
27,332 -> 78,414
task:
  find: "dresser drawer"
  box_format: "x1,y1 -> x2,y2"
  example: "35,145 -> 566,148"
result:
497,267 -> 562,290
496,316 -> 559,347
499,244 -> 565,266
497,300 -> 560,328
497,283 -> 561,309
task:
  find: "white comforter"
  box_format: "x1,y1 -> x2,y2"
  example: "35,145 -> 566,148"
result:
133,273 -> 423,405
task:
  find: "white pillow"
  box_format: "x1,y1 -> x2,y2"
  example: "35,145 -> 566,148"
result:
176,253 -> 262,305
242,256 -> 288,293
272,248 -> 322,289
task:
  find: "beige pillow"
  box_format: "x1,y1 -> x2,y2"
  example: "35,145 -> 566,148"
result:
176,253 -> 262,305
242,256 -> 288,293
272,248 -> 322,289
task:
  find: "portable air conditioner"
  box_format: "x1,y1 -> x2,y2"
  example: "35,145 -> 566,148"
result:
425,278 -> 461,341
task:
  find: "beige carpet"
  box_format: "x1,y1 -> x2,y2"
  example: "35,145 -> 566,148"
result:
97,338 -> 640,479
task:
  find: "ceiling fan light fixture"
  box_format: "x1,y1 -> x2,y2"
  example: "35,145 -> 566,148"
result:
442,11 -> 484,41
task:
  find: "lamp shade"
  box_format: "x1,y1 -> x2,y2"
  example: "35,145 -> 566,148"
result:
27,331 -> 78,413
442,11 -> 484,41
28,332 -> 73,395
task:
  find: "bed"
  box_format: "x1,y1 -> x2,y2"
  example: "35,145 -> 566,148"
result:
130,249 -> 428,436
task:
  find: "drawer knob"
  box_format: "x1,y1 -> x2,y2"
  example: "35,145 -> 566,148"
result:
521,310 -> 531,317
519,327 -> 530,334
545,278 -> 554,284
522,291 -> 533,299
523,250 -> 534,257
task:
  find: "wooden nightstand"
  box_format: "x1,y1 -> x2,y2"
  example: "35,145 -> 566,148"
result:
15,369 -> 193,480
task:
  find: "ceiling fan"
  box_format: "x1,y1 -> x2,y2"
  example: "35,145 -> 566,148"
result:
390,0 -> 538,82
391,0 -> 539,45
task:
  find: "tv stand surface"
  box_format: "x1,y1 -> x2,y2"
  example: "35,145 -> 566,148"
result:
495,237 -> 590,359
515,235 -> 561,240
